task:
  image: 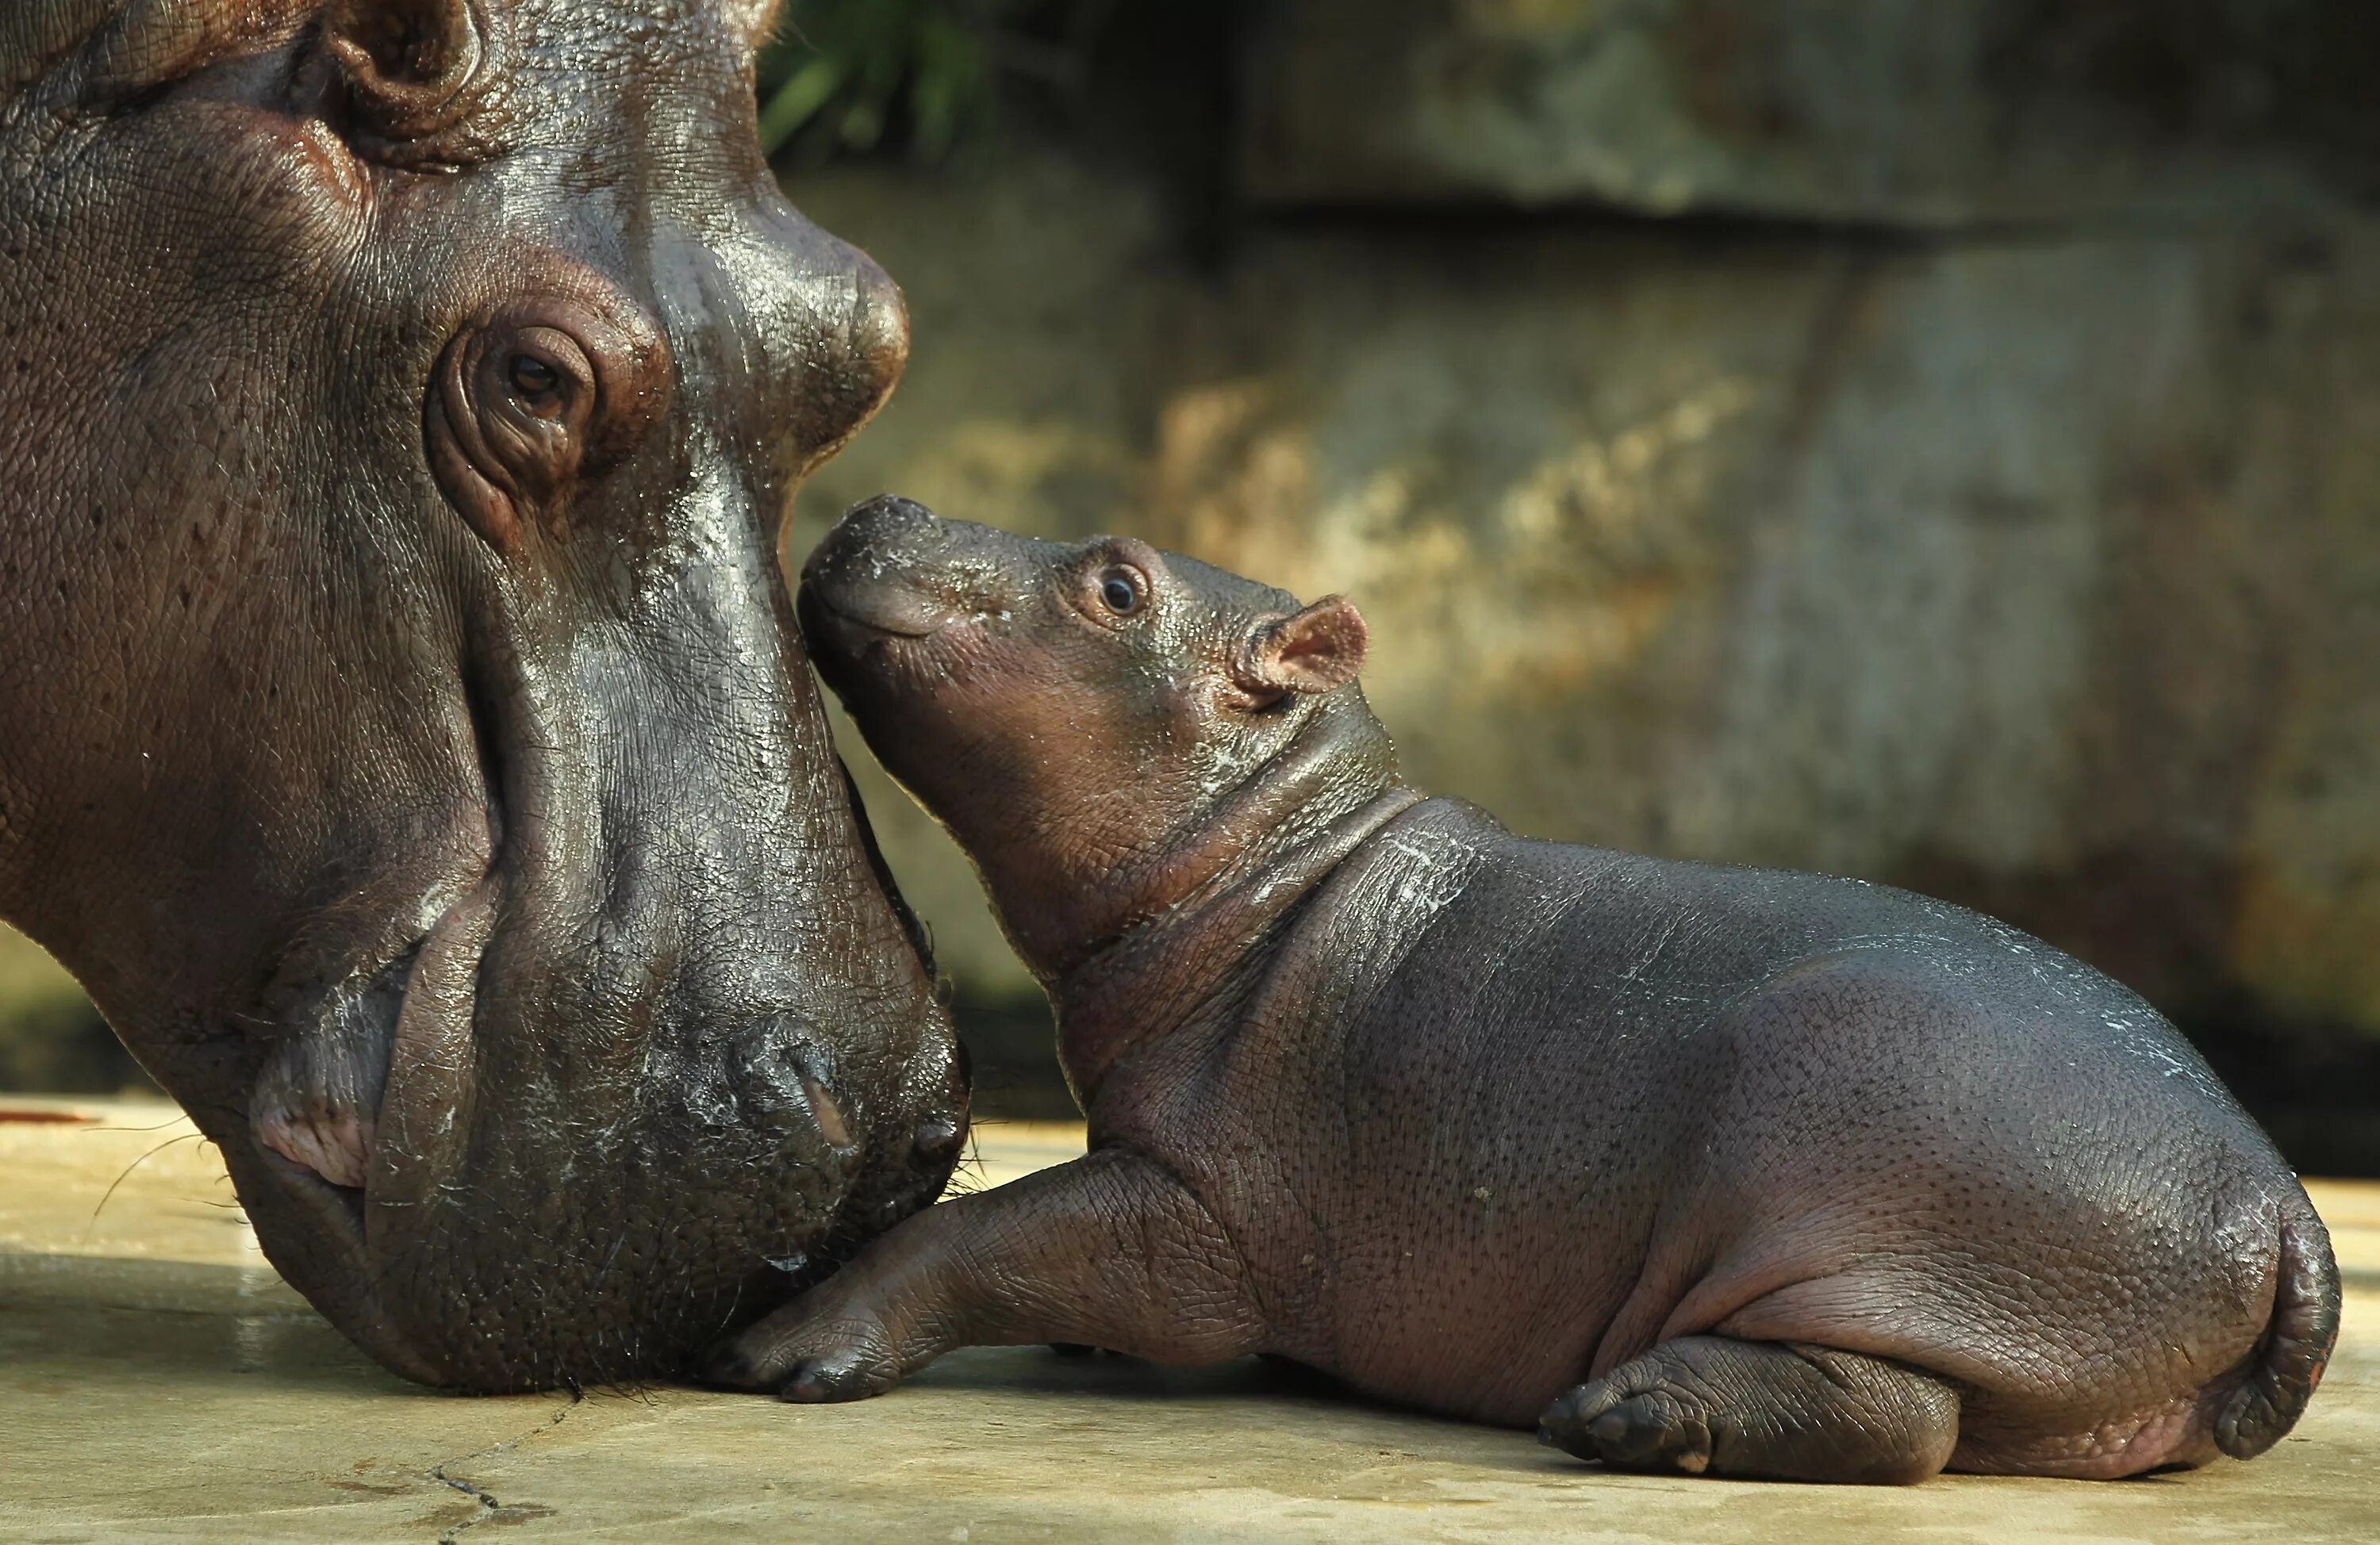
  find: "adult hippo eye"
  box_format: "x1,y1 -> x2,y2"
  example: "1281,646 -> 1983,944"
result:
426,287 -> 672,554
507,354 -> 564,412
509,354 -> 559,395
1100,569 -> 1145,615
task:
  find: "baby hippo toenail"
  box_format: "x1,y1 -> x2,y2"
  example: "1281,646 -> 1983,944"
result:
782,1348 -> 866,1403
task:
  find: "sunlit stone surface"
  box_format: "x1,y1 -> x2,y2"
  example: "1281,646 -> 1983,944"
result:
2,1097 -> 2374,1543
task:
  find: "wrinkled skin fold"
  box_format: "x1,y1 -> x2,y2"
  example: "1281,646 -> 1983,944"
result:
0,0 -> 964,1390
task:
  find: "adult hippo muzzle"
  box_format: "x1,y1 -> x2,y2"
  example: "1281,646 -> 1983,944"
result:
0,0 -> 964,1390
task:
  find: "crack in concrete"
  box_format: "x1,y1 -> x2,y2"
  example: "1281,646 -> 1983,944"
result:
428,1397 -> 578,1542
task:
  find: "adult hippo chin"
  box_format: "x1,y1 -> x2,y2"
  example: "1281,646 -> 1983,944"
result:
0,0 -> 965,1390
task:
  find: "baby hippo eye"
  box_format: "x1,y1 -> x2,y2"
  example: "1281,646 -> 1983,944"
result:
1100,569 -> 1144,615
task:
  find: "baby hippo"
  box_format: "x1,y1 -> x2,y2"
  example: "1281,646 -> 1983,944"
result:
712,495 -> 2339,1484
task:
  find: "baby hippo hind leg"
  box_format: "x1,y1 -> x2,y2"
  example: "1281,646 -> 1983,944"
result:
1541,1337 -> 1962,1485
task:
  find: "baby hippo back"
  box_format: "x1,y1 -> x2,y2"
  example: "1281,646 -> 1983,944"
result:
1125,799 -> 2317,1474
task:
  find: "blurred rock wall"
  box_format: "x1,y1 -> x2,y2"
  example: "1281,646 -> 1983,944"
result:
9,5 -> 2376,1164
789,0 -> 2380,1138
1243,0 -> 2378,223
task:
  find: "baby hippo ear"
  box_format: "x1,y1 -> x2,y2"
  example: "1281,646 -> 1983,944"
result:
1234,596 -> 1369,699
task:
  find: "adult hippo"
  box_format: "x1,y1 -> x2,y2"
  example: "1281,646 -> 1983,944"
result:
0,0 -> 965,1390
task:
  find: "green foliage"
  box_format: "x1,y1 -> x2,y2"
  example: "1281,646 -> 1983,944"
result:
0,926 -> 83,1022
0,925 -> 135,1095
758,0 -> 1100,164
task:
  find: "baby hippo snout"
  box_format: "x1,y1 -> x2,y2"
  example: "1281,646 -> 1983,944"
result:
801,496 -> 1011,642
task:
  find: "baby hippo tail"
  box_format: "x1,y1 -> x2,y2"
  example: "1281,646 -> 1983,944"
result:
2217,1187 -> 2342,1459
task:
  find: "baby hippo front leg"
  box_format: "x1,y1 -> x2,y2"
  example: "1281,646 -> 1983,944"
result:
705,1149 -> 1265,1401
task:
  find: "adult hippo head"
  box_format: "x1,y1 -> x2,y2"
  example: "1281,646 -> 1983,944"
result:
0,0 -> 964,1390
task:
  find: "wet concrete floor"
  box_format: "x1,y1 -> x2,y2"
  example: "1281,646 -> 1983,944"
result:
2,1096 -> 2374,1543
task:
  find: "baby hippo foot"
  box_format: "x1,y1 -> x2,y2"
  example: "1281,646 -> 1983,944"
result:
704,1302 -> 908,1404
1540,1336 -> 1962,1485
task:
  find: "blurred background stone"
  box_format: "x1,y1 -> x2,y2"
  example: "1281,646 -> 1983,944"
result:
0,926 -> 140,1095
1242,0 -> 2380,224
8,0 -> 2377,1166
791,147 -> 2380,1164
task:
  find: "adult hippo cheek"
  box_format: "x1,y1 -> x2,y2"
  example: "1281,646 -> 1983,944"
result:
0,0 -> 962,1390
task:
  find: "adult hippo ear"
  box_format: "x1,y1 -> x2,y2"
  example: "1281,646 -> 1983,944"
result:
725,0 -> 788,47
1233,597 -> 1371,702
317,0 -> 516,170
0,0 -> 965,1390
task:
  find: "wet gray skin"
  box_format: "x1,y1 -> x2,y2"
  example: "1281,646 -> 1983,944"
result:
0,2 -> 964,1390
713,496 -> 2338,1483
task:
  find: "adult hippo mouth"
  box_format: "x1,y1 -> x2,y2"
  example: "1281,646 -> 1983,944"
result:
242,867 -> 925,1392
1,0 -> 965,1390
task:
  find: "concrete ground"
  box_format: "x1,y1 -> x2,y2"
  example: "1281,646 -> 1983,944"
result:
2,1098 -> 2374,1544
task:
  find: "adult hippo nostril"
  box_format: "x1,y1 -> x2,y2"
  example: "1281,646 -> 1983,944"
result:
321,0 -> 519,171
728,1018 -> 860,1153
2,2 -> 964,1392
250,944 -> 419,1192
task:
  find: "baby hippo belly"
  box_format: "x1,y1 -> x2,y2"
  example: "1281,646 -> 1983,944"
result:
1265,1068 -> 1691,1428
1676,949 -> 2291,1474
1301,1198 -> 1649,1428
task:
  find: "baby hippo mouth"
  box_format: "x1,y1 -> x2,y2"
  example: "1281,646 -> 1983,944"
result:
799,496 -> 1015,654
800,581 -> 957,643
251,947 -> 414,1191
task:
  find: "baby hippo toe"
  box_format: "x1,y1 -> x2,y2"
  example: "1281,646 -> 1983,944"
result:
777,1341 -> 904,1404
1540,1336 -> 1960,1485
702,1306 -> 904,1402
1541,1385 -> 1713,1474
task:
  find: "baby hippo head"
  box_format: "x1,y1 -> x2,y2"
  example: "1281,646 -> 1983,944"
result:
800,496 -> 1383,977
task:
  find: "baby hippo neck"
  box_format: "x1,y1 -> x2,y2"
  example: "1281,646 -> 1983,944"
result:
1052,766 -> 1422,1106
1006,698 -> 1398,977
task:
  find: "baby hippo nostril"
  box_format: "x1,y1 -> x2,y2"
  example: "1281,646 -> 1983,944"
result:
839,493 -> 938,535
799,496 -> 994,646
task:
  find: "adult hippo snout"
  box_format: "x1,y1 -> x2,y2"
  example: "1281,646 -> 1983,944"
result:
0,0 -> 961,1390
